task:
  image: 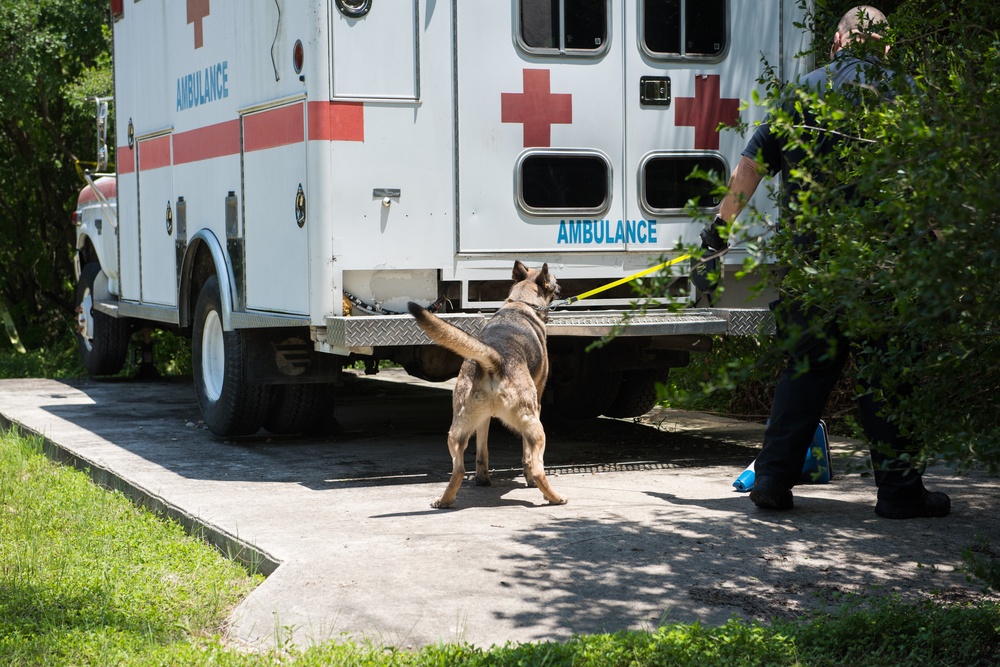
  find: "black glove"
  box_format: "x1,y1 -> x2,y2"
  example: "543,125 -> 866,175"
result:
699,215 -> 728,255
691,216 -> 728,295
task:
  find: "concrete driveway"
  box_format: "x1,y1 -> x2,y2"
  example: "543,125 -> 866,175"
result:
0,370 -> 996,650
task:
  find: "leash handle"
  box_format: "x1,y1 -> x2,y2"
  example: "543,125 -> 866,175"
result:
556,253 -> 692,307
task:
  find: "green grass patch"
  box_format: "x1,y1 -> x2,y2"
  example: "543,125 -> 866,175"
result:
0,427 -> 261,665
2,426 -> 998,666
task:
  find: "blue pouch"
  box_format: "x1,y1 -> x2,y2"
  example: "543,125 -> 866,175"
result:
733,420 -> 832,492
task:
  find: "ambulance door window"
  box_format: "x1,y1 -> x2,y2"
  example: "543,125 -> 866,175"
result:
519,0 -> 608,55
643,0 -> 727,59
517,151 -> 611,215
641,153 -> 726,214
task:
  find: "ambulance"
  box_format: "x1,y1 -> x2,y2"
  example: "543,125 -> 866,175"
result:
73,0 -> 812,436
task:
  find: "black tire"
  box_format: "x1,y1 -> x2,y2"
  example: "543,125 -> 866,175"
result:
75,262 -> 132,376
602,369 -> 669,419
192,276 -> 271,436
544,363 -> 621,421
263,383 -> 339,436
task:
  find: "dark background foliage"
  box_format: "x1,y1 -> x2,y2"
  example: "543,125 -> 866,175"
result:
0,0 -> 111,348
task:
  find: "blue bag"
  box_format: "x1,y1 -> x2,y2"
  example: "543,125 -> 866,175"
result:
733,420 -> 832,492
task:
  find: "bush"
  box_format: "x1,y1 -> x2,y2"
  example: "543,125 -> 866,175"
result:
643,0 -> 1000,470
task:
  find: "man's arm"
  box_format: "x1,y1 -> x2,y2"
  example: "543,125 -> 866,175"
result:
719,154 -> 765,223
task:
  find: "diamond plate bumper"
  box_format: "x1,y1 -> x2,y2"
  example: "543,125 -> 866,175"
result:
325,308 -> 774,348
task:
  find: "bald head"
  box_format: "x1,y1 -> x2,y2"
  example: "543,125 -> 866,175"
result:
839,5 -> 887,38
832,5 -> 888,56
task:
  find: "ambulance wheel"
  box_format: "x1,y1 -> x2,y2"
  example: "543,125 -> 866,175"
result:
602,369 -> 669,419
193,276 -> 271,437
544,365 -> 621,421
75,261 -> 132,376
263,383 -> 340,436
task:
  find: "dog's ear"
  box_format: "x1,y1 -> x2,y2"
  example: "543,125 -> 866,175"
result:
535,263 -> 552,291
513,260 -> 529,282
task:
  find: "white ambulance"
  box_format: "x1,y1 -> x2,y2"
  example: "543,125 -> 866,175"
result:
73,0 -> 812,436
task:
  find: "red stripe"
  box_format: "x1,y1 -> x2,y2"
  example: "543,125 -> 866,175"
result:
117,145 -> 135,174
244,103 -> 304,152
173,119 -> 241,164
123,101 -> 363,174
138,136 -> 172,171
308,101 -> 364,142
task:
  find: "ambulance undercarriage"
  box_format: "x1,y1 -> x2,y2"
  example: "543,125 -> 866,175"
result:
73,0 -> 809,435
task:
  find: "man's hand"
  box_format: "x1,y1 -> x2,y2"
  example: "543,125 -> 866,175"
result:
691,216 -> 728,295
699,215 -> 728,254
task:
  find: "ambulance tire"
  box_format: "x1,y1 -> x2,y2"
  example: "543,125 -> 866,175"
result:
193,276 -> 271,437
601,369 -> 669,419
263,383 -> 340,436
75,262 -> 133,376
543,366 -> 621,422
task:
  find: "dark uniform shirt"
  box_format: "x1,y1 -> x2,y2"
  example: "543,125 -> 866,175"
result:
740,50 -> 896,212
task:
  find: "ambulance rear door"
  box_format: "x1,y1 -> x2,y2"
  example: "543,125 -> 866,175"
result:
456,0 -> 627,254
623,0 -> 781,250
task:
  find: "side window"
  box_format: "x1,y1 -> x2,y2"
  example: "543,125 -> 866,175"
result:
641,153 -> 727,214
520,0 -> 608,55
518,152 -> 611,215
643,0 -> 727,60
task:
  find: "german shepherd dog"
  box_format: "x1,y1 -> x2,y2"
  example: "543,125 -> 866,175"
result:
407,261 -> 566,508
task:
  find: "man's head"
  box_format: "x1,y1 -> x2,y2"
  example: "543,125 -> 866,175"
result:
832,5 -> 888,56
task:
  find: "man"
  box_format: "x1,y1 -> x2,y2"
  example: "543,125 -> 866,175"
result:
705,6 -> 950,519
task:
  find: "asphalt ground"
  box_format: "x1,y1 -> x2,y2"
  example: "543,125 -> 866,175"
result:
1,369 -> 997,650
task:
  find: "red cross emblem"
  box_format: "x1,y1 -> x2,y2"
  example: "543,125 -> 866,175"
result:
187,0 -> 210,49
501,69 -> 573,148
674,75 -> 740,150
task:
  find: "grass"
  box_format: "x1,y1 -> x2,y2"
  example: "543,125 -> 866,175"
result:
1,425 -> 998,666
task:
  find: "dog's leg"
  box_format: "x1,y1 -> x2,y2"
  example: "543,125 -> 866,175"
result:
522,418 -> 567,505
475,422 -> 491,486
521,443 -> 536,488
432,428 -> 470,509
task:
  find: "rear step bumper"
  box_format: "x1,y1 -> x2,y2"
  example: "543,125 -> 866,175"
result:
325,308 -> 774,348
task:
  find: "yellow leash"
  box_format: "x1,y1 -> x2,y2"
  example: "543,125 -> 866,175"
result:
555,253 -> 692,307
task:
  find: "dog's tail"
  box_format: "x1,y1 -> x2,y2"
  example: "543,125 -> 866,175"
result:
407,302 -> 502,374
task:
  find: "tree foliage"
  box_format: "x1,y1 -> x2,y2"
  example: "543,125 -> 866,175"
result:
660,0 -> 1000,469
0,0 -> 111,348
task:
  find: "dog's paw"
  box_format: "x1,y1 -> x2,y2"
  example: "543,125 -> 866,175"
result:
431,498 -> 453,509
548,495 -> 568,505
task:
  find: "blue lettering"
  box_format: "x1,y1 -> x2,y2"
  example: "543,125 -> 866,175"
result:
213,63 -> 223,100
175,60 -> 231,112
555,219 -> 658,245
569,221 -> 582,244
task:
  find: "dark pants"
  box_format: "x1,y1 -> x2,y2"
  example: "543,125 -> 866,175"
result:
756,297 -> 926,503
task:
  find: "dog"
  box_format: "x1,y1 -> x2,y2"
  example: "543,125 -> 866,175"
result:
407,261 -> 566,508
